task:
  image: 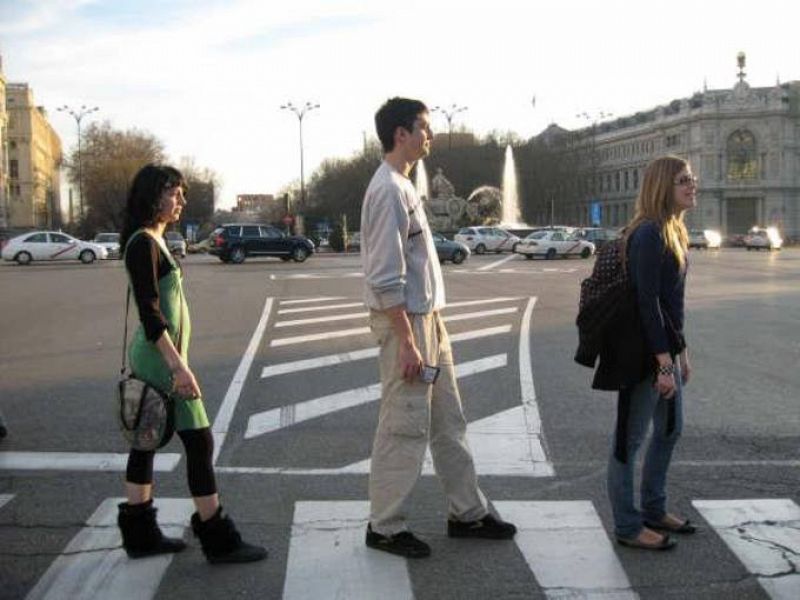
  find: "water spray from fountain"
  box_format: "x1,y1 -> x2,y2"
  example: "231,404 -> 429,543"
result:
502,144 -> 525,227
415,159 -> 429,201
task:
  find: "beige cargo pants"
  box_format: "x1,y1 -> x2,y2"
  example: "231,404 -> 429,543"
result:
368,310 -> 488,535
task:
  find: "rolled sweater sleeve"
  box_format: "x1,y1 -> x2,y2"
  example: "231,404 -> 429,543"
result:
363,185 -> 408,309
629,223 -> 671,355
125,236 -> 170,342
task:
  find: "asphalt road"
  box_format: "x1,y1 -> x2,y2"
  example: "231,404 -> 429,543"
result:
0,247 -> 798,600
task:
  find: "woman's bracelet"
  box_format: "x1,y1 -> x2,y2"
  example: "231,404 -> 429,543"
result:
656,363 -> 674,376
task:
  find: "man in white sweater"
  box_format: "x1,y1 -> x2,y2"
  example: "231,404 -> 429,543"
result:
361,97 -> 516,558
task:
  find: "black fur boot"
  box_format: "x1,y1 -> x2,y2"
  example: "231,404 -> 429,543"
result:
191,506 -> 267,564
117,500 -> 187,558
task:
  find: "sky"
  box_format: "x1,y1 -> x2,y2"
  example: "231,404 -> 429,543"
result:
1,0 -> 797,210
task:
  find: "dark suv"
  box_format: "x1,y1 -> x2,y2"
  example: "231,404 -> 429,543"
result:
209,223 -> 315,264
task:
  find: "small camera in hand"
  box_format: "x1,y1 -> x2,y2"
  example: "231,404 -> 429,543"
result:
419,364 -> 440,385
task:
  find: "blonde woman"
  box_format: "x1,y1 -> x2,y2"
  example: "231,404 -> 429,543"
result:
607,156 -> 697,550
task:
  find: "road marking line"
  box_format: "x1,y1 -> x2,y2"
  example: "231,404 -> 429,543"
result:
283,501 -> 412,600
261,325 -> 512,378
443,306 -> 518,322
278,301 -> 363,314
693,499 -> 800,600
325,404 -> 555,477
495,501 -> 638,599
446,297 -> 520,308
25,498 -> 194,600
270,308 -> 517,346
271,326 -> 371,347
519,297 -> 543,436
245,354 -> 507,438
280,297 -> 347,306
211,296 -> 273,464
0,452 -> 180,472
275,311 -> 369,328
0,494 -> 14,510
478,253 -> 520,271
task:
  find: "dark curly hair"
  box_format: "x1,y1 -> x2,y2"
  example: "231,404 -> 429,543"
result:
120,164 -> 187,254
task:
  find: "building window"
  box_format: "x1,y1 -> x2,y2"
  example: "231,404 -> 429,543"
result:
624,171 -> 629,191
727,129 -> 758,180
614,172 -> 620,191
9,159 -> 18,178
633,169 -> 639,189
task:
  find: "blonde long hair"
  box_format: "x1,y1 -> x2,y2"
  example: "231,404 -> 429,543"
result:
626,155 -> 690,268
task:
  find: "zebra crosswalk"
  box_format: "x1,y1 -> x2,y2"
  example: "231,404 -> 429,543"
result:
7,496 -> 797,599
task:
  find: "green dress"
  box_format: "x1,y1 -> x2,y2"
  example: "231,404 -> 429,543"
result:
126,230 -> 209,431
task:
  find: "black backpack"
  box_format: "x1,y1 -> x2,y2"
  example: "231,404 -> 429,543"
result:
574,237 -> 631,367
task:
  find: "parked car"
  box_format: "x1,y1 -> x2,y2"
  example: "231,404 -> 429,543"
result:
744,226 -> 783,251
575,227 -> 619,249
209,223 -> 315,263
432,232 -> 470,264
454,226 -> 521,254
514,229 -> 595,259
688,229 -> 722,250
1,231 -> 108,265
164,231 -> 187,258
93,232 -> 121,259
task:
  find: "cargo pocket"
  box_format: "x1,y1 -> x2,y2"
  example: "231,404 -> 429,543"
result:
385,387 -> 429,438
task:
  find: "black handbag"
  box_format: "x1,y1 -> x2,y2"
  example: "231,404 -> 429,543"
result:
117,286 -> 180,451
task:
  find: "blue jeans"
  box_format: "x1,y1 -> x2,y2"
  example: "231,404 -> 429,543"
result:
607,365 -> 683,538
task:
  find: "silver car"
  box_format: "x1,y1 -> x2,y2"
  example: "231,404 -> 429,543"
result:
1,231 -> 108,265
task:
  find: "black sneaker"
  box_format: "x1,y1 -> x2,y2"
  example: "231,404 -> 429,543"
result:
365,524 -> 431,558
447,513 -> 517,539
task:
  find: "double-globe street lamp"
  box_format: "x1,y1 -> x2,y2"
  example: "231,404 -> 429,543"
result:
432,103 -> 468,150
280,101 -> 320,227
57,104 -> 99,221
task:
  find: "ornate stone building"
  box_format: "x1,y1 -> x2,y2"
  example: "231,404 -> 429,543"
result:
5,83 -> 62,228
0,56 -> 8,228
568,56 -> 800,240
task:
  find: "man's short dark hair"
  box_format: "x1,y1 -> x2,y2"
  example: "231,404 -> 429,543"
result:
375,97 -> 428,153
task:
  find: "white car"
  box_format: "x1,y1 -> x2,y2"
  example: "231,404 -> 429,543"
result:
1,231 -> 108,265
93,232 -> 121,259
515,229 -> 595,259
453,226 -> 521,254
744,227 -> 782,251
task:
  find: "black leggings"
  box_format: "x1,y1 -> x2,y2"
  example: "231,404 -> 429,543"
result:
126,427 -> 217,497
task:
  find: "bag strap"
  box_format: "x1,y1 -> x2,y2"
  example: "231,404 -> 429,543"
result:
121,232 -> 185,377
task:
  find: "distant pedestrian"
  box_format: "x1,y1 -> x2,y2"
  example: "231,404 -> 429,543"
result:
360,97 -> 516,558
606,155 -> 698,550
118,164 -> 267,564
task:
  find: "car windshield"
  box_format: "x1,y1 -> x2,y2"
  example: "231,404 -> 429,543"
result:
566,233 -> 582,241
525,231 -> 547,240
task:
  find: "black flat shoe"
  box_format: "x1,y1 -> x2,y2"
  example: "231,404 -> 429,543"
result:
617,533 -> 676,551
643,518 -> 697,534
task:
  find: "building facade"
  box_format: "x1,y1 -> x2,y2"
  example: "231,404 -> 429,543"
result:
568,65 -> 800,240
6,83 -> 62,229
0,57 -> 8,228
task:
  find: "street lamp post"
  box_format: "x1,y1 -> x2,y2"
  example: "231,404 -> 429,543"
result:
576,111 -> 613,225
280,101 -> 320,229
57,104 -> 99,221
432,103 -> 468,149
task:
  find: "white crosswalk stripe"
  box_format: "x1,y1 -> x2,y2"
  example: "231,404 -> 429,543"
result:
0,452 -> 181,472
495,501 -> 638,599
0,493 -> 14,510
282,501 -> 413,600
279,296 -> 347,305
25,498 -> 194,600
693,498 -> 800,600
246,354 -> 508,438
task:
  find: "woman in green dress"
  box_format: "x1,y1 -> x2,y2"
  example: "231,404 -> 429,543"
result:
118,164 -> 266,564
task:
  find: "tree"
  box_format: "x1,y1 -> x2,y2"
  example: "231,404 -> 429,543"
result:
65,121 -> 164,236
177,157 -> 218,229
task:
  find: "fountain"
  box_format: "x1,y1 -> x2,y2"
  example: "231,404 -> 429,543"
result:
415,159 -> 429,201
501,144 -> 526,227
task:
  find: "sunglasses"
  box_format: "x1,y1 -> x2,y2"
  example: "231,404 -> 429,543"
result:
674,175 -> 698,187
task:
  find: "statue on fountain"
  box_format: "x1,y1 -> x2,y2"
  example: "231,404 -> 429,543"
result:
423,168 -> 468,231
